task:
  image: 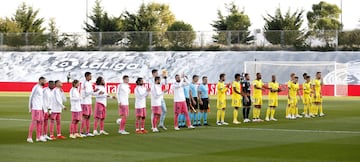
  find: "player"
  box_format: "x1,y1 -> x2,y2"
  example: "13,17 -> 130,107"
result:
252,73 -> 266,122
27,76 -> 47,143
265,75 -> 280,121
149,69 -> 168,130
134,77 -> 150,134
117,75 -> 131,135
178,81 -> 190,128
241,73 -> 251,123
302,75 -> 312,118
69,80 -> 83,138
286,73 -> 296,119
189,75 -> 199,126
173,74 -> 195,130
216,73 -> 229,125
93,76 -> 114,136
42,80 -> 55,141
80,72 -> 96,137
231,73 -> 242,124
288,76 -> 302,119
312,72 -> 325,117
198,76 -> 209,126
50,80 -> 67,140
151,76 -> 167,132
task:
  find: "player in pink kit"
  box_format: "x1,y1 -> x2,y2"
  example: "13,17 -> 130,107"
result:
134,77 -> 150,134
42,80 -> 55,141
80,72 -> 96,137
117,75 -> 131,135
173,74 -> 195,130
50,80 -> 67,140
69,80 -> 83,138
93,76 -> 115,136
151,76 -> 168,132
27,77 -> 47,143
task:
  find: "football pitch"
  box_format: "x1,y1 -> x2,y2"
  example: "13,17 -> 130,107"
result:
0,92 -> 359,162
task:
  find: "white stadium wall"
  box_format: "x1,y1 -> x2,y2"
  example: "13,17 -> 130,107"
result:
1,51 -> 360,84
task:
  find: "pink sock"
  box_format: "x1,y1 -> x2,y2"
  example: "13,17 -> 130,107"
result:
56,119 -> 61,136
94,118 -> 98,131
75,121 -> 78,133
28,121 -> 35,139
135,119 -> 139,130
120,117 -> 127,131
86,119 -> 90,133
141,118 -> 145,129
100,119 -> 104,131
43,120 -> 48,135
36,121 -> 42,139
81,118 -> 85,133
174,113 -> 179,127
152,115 -> 156,128
50,120 -> 55,136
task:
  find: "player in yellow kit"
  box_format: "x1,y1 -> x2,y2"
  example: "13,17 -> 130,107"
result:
216,73 -> 229,125
312,72 -> 325,117
252,73 -> 266,122
302,75 -> 312,118
288,76 -> 301,119
265,75 -> 280,121
231,74 -> 242,124
286,73 -> 296,119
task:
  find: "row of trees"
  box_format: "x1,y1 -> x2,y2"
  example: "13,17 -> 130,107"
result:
0,1 -> 359,50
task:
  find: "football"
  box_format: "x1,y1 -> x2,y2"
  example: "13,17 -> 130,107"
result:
116,118 -> 122,124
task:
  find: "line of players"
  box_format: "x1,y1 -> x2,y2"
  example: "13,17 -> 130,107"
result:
26,70 -> 324,143
213,71 -> 324,126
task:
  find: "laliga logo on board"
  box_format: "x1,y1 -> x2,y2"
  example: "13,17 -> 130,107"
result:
49,58 -> 140,72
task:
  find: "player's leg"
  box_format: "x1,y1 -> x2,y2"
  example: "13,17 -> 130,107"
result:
56,113 -> 65,139
49,113 -> 56,139
216,99 -> 222,125
159,99 -> 167,129
99,106 -> 108,135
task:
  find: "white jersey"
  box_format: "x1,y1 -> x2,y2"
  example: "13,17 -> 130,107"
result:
151,84 -> 163,106
28,84 -> 44,112
43,87 -> 54,111
94,85 -> 108,106
70,87 -> 82,112
135,85 -> 148,108
148,77 -> 167,99
51,87 -> 66,113
117,83 -> 130,105
172,78 -> 189,102
81,80 -> 94,104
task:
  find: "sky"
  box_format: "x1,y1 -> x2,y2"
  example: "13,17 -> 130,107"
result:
0,0 -> 359,33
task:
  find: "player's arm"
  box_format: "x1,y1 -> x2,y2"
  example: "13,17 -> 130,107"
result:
70,89 -> 81,102
54,89 -> 66,110
198,87 -> 203,105
253,82 -> 262,90
189,88 -> 196,105
116,85 -> 122,104
233,84 -> 241,95
28,86 -> 36,112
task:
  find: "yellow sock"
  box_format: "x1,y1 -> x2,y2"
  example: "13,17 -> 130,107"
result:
290,106 -> 295,116
253,108 -> 257,119
233,109 -> 238,122
258,108 -> 261,118
266,108 -> 270,119
304,105 -> 308,115
310,104 -> 315,115
315,105 -> 319,115
216,110 -> 221,122
256,108 -> 260,118
319,104 -> 323,114
271,109 -> 275,119
221,110 -> 226,122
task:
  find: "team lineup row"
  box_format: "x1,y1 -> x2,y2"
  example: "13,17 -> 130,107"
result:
26,70 -> 324,143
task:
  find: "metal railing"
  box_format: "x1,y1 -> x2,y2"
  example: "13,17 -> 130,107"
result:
0,30 -> 359,51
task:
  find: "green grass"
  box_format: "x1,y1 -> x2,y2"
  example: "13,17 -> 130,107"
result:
0,92 -> 359,162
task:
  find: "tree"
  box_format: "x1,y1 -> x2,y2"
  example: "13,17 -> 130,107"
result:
307,1 -> 342,46
47,18 -> 59,48
211,2 -> 253,45
166,21 -> 196,49
84,0 -> 121,46
0,3 -> 46,47
263,8 -> 305,46
338,29 -> 360,49
120,2 -> 175,49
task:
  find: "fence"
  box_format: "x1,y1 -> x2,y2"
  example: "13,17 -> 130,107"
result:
0,30 -> 359,51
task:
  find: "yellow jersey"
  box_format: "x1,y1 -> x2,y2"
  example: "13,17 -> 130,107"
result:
252,79 -> 263,98
268,82 -> 279,98
217,81 -> 227,101
289,82 -> 299,98
303,82 -> 311,96
231,81 -> 241,99
312,79 -> 322,94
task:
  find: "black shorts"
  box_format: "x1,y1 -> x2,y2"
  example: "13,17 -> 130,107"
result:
243,96 -> 251,107
200,98 -> 209,110
191,97 -> 199,110
186,98 -> 190,110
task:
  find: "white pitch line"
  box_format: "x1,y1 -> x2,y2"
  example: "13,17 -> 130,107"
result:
206,126 -> 360,134
1,118 -> 359,134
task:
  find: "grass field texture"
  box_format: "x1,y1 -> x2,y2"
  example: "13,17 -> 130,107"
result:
0,92 -> 359,162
